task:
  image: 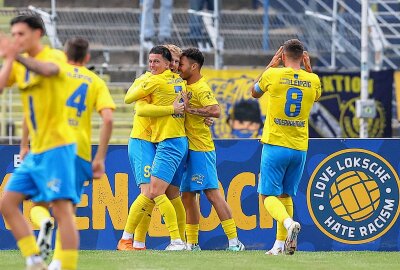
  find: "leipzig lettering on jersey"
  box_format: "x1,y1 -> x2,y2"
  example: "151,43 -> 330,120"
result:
280,78 -> 311,88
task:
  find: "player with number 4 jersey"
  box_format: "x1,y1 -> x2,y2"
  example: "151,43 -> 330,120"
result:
251,39 -> 321,256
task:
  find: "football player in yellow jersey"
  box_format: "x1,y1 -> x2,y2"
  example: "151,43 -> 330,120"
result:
0,15 -> 79,270
118,44 -> 186,250
122,45 -> 187,250
23,37 -> 115,269
178,48 -> 245,251
250,39 -> 321,256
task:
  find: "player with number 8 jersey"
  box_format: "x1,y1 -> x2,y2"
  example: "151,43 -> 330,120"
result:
251,39 -> 321,256
257,63 -> 321,151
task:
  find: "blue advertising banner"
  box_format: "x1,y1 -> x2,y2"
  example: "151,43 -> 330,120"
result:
0,139 -> 399,251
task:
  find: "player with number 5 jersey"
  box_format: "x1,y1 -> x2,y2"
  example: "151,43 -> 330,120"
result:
251,39 -> 321,256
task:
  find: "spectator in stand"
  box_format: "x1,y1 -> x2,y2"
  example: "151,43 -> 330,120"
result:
142,0 -> 174,48
189,0 -> 214,51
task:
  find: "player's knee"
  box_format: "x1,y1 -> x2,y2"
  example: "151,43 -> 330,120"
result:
0,193 -> 21,216
149,184 -> 162,199
181,192 -> 196,206
0,198 -> 7,216
140,184 -> 152,197
165,186 -> 180,200
52,200 -> 74,220
205,189 -> 222,205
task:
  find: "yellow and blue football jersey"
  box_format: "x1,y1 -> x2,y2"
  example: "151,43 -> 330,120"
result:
127,71 -> 153,141
257,67 -> 321,151
125,69 -> 186,142
185,77 -> 218,151
7,46 -> 75,153
64,64 -> 116,161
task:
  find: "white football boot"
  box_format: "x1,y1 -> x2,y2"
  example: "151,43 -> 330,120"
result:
285,221 -> 301,255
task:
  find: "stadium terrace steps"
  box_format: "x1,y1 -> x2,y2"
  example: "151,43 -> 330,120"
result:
5,0 -> 255,10
47,8 -> 280,81
1,86 -> 134,144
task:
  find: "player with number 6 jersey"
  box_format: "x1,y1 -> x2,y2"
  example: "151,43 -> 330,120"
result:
251,39 -> 321,256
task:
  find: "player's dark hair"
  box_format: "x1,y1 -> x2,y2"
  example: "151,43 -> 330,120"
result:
10,15 -> 45,36
149,45 -> 172,62
283,39 -> 304,60
228,99 -> 263,125
182,47 -> 204,68
65,37 -> 89,62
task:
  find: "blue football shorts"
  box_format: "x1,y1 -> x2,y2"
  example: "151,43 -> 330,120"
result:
152,137 -> 188,185
75,156 -> 93,199
258,143 -> 307,197
6,144 -> 79,204
180,150 -> 219,192
128,138 -> 156,187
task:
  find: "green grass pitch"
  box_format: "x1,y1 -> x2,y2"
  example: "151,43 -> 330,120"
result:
1,250 -> 400,270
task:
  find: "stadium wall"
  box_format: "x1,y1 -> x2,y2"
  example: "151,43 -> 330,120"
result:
0,139 -> 399,251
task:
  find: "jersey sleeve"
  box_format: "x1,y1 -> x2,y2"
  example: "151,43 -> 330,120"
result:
135,99 -> 174,117
197,86 -> 218,107
125,76 -> 158,104
257,69 -> 273,92
48,49 -> 67,76
95,78 -> 116,112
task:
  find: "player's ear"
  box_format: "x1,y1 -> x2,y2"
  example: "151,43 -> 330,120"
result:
84,53 -> 91,64
34,28 -> 42,40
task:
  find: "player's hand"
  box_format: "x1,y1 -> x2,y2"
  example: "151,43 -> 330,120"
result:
0,36 -> 20,60
92,158 -> 105,179
303,51 -> 312,73
19,145 -> 29,161
0,35 -> 12,58
267,46 -> 283,69
204,117 -> 214,127
181,91 -> 192,112
173,93 -> 185,114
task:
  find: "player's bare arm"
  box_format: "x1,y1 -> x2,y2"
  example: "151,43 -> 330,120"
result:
303,51 -> 312,73
181,91 -> 220,118
15,55 -> 59,77
250,46 -> 283,98
185,104 -> 220,118
0,37 -> 18,92
92,108 -> 113,179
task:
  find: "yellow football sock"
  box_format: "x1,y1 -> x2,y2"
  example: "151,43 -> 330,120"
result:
186,224 -> 199,244
170,197 -> 186,241
30,206 -> 51,228
134,201 -> 155,243
124,194 -> 153,234
17,235 -> 40,257
53,230 -> 61,260
221,218 -> 237,240
264,196 -> 290,224
60,249 -> 78,270
276,197 -> 294,241
154,194 -> 180,240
